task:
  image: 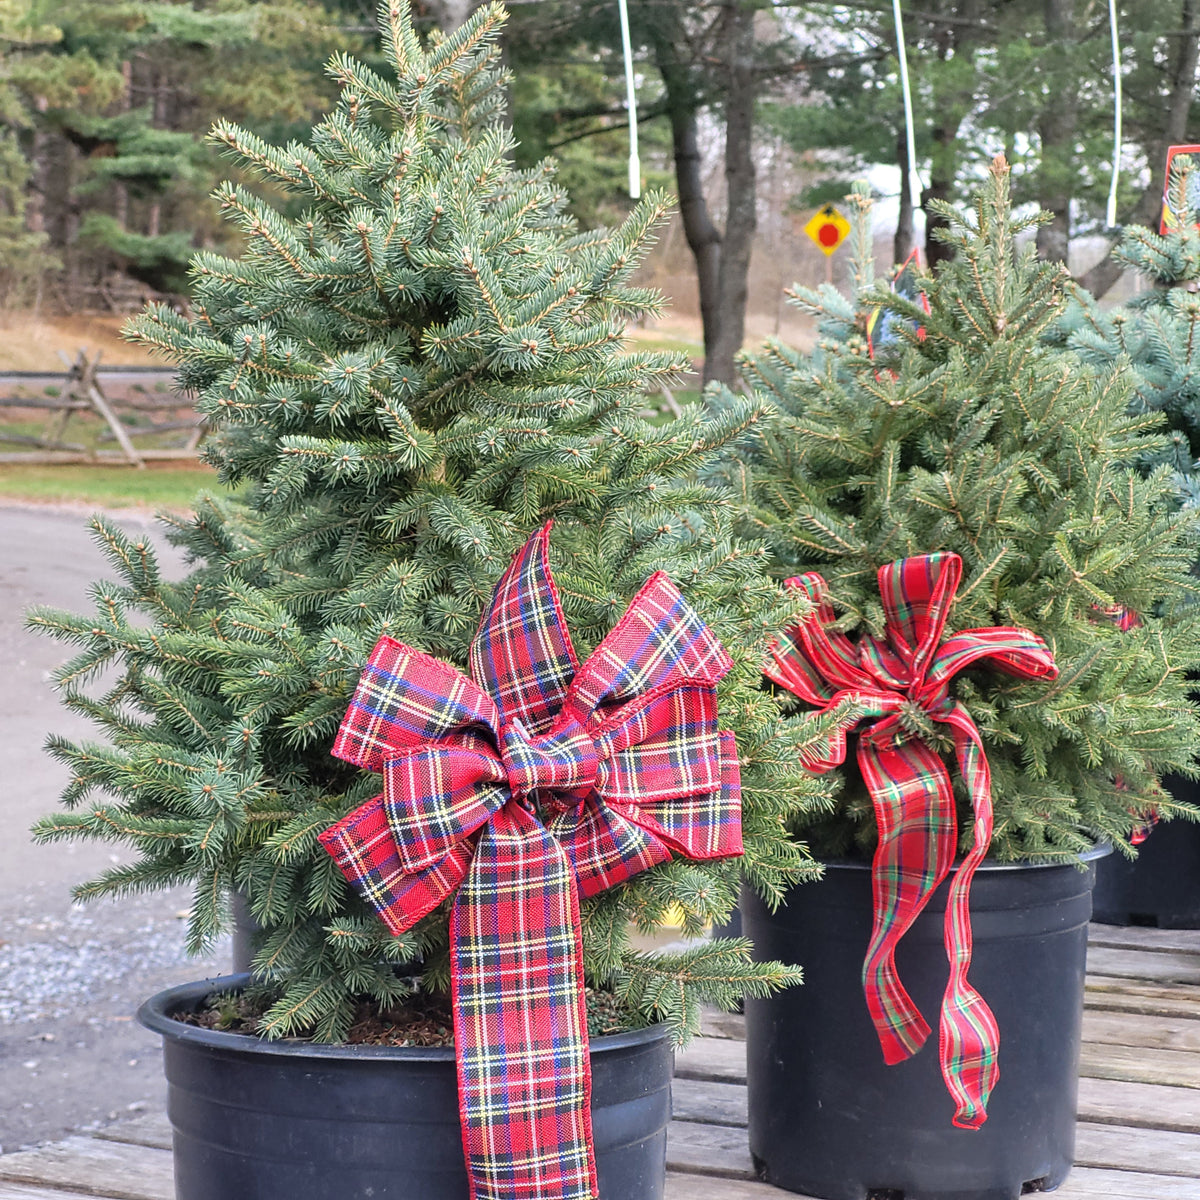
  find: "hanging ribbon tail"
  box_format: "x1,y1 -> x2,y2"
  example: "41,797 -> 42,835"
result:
470,522 -> 580,738
452,804 -> 596,1200
858,722 -> 959,1063
936,703 -> 1002,1130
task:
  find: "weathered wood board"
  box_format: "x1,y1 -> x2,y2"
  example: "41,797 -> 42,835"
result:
1086,945 -> 1200,985
0,1138 -> 174,1200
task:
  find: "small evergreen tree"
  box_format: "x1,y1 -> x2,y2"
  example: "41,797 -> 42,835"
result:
1061,152 -> 1200,507
725,156 -> 1200,862
30,2 -> 830,1043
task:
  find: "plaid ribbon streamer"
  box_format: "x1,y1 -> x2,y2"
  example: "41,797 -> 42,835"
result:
766,552 -> 1057,1129
319,523 -> 742,1200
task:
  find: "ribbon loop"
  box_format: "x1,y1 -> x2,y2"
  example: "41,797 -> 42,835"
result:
767,551 -> 1056,1129
320,522 -> 742,1200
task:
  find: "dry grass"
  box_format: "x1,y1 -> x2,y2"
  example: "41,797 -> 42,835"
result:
0,311 -> 157,371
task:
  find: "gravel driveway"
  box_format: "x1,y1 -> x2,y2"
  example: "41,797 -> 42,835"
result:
0,503 -> 227,1152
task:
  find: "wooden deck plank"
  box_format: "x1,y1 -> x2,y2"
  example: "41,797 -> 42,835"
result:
1084,1008 -> 1200,1051
0,1139 -> 172,1200
1075,1121 -> 1200,1176
1078,1077 -> 1200,1134
665,1173 -> 797,1199
1086,946 -> 1200,985
1086,979 -> 1200,1020
665,1172 -> 797,1199
1088,925 -> 1200,955
0,1186 -> 146,1200
671,1077 -> 748,1127
91,1117 -> 171,1153
674,1035 -> 746,1084
698,1009 -> 746,1040
666,1119 -> 755,1180
1052,1167 -> 1200,1198
1080,1042 -> 1200,1089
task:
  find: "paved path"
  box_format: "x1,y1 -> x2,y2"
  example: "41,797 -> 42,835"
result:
0,505 -> 224,1153
0,925 -> 1196,1198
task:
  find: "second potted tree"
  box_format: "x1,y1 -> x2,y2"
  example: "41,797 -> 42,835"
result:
729,161 -> 1200,1199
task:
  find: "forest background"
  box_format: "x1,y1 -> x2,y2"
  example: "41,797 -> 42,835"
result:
0,0 -> 1194,391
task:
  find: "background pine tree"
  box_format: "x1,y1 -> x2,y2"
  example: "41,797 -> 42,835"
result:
29,2 -> 832,1044
1061,153 -> 1200,507
723,157 -> 1200,863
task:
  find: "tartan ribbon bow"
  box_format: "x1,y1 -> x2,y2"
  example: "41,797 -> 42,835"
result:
765,552 -> 1057,1129
319,523 -> 742,1200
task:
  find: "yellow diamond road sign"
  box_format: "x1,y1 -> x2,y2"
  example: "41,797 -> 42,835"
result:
804,204 -> 850,256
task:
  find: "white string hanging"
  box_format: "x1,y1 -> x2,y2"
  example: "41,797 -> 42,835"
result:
1106,0 -> 1122,228
893,0 -> 922,216
617,0 -> 641,199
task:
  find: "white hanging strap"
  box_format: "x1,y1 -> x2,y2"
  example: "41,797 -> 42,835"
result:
617,0 -> 641,199
1106,0 -> 1122,228
893,0 -> 921,214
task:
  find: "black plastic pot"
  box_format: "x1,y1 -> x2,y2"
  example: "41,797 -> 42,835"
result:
742,851 -> 1106,1200
139,975 -> 672,1200
1092,777 -> 1200,928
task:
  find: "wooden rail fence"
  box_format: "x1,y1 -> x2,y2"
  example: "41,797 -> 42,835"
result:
0,350 -> 201,469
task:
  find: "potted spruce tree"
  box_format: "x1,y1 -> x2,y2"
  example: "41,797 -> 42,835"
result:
724,160 -> 1200,1200
27,6 -> 827,1199
1058,152 -> 1200,928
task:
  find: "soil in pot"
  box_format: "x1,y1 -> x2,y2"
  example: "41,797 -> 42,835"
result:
742,852 -> 1104,1200
139,975 -> 673,1200
1092,776 -> 1200,928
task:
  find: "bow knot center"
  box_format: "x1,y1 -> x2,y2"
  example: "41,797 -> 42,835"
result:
499,716 -> 599,812
894,696 -> 954,752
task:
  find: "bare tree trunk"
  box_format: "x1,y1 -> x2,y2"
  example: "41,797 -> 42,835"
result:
653,27 -> 723,376
426,0 -> 474,29
705,2 -> 757,388
114,59 -> 133,230
922,0 -> 982,269
923,131 -> 957,269
1036,0 -> 1078,263
895,127 -> 914,265
1080,0 -> 1200,297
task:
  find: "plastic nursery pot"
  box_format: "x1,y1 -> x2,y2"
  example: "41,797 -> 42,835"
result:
1092,775 -> 1200,928
741,849 -> 1107,1200
138,975 -> 673,1200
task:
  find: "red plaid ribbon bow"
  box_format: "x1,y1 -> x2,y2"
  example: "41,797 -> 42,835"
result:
766,552 -> 1057,1129
319,523 -> 742,1200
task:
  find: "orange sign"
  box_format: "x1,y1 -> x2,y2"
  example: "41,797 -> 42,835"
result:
804,204 -> 850,256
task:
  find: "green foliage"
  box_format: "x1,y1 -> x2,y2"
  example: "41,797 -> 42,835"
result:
34,2 -> 824,1046
721,158 -> 1200,863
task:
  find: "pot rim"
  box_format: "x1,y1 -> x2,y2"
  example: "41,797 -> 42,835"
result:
137,973 -> 671,1061
820,842 -> 1112,872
